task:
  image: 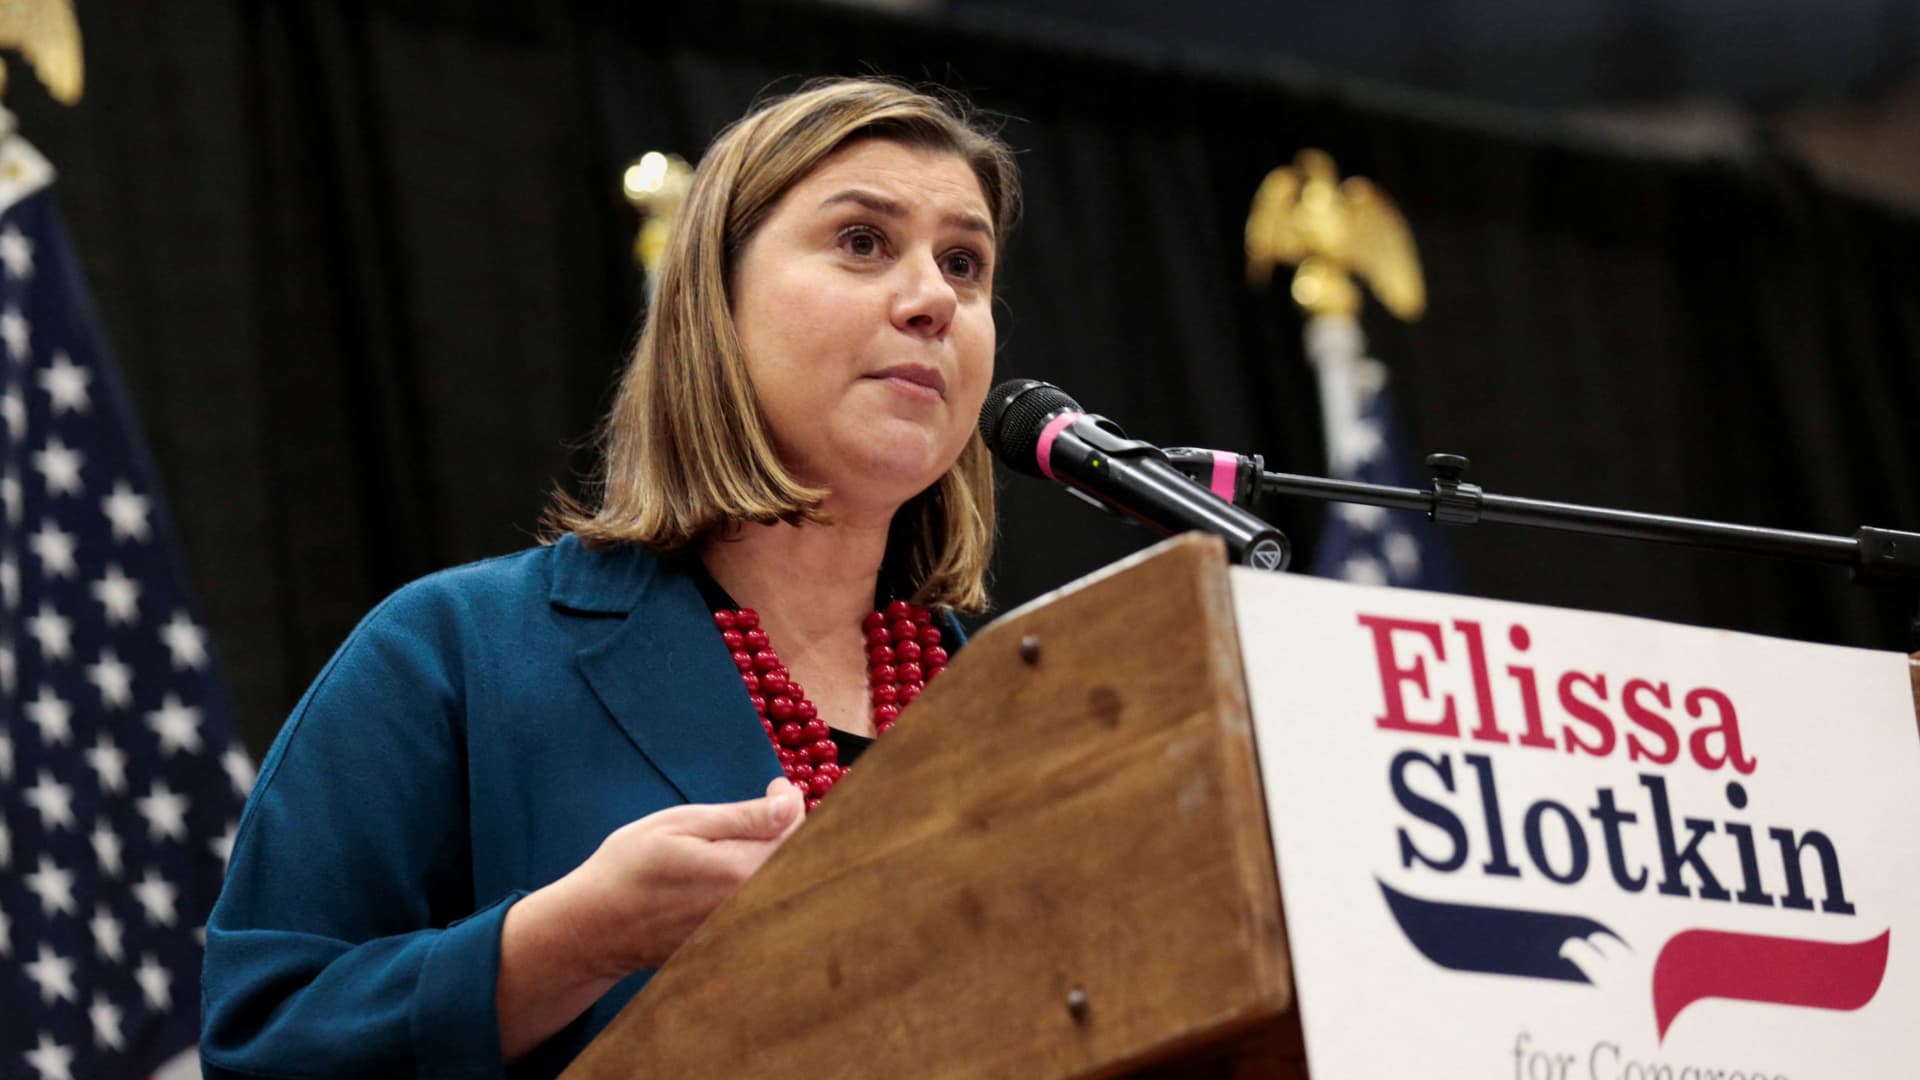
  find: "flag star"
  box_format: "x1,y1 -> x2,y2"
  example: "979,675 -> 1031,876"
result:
147,693 -> 203,755
23,771 -> 76,831
0,819 -> 9,869
91,563 -> 141,625
100,480 -> 152,542
24,856 -> 77,917
85,735 -> 129,794
134,871 -> 180,929
211,820 -> 238,865
1340,554 -> 1389,587
2,466 -> 19,523
23,1032 -> 74,1080
36,352 -> 90,414
1334,419 -> 1384,473
24,945 -> 79,1004
28,520 -> 78,578
0,636 -> 13,694
89,905 -> 124,962
1,306 -> 30,361
1,382 -> 21,441
0,730 -> 11,780
1383,531 -> 1423,580
0,899 -> 9,954
26,601 -> 74,662
222,745 -> 256,797
88,994 -> 125,1052
136,780 -> 191,841
1333,501 -> 1388,532
159,610 -> 209,670
32,436 -> 84,495
86,648 -> 135,709
0,224 -> 34,279
90,819 -> 123,878
1,551 -> 16,608
26,685 -> 74,744
135,952 -> 173,1011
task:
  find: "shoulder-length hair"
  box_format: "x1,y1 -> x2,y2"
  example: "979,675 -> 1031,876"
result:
546,77 -> 1020,613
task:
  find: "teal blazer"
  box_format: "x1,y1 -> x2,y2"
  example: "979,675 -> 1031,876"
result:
202,535 -> 939,1078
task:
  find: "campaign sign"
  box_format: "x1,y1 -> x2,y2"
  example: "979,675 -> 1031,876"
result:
1231,570 -> 1920,1080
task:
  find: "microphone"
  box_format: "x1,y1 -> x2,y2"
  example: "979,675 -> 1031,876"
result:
978,379 -> 1291,571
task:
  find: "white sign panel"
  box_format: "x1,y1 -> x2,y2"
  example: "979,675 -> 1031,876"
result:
1232,570 -> 1920,1080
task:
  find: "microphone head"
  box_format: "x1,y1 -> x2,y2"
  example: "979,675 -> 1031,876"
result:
978,379 -> 1080,477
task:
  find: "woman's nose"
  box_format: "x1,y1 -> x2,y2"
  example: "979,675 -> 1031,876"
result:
890,253 -> 957,338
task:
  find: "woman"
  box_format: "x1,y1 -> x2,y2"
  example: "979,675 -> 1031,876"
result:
201,77 -> 1019,1078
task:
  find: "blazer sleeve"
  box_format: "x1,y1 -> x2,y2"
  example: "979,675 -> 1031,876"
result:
200,580 -> 516,1080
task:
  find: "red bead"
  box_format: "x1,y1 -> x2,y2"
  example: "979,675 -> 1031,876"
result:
769,696 -> 797,721
817,763 -> 842,781
734,609 -> 759,630
714,610 -> 737,629
919,626 -> 942,647
869,664 -> 896,686
862,610 -> 886,632
744,628 -> 769,650
911,606 -> 933,626
761,719 -> 774,735
740,672 -> 760,692
761,671 -> 789,695
807,775 -> 831,797
778,720 -> 805,745
803,718 -> 829,740
925,646 -> 948,668
873,703 -> 900,724
809,738 -> 837,763
791,762 -> 814,780
866,626 -> 891,648
895,640 -> 922,663
749,694 -> 766,714
875,720 -> 895,736
897,662 -> 923,683
731,649 -> 753,672
722,628 -> 744,649
783,681 -> 805,702
898,683 -> 921,706
753,649 -> 780,672
890,619 -> 917,642
777,747 -> 797,764
885,599 -> 911,621
867,644 -> 894,667
805,797 -> 823,813
871,684 -> 898,706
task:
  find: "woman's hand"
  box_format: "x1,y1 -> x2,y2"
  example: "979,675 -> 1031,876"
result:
496,778 -> 805,1061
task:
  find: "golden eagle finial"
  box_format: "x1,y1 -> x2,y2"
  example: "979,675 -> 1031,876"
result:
621,150 -> 692,279
0,0 -> 84,105
1245,149 -> 1424,320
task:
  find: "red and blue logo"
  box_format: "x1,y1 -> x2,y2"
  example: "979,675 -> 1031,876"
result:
1360,612 -> 1893,1041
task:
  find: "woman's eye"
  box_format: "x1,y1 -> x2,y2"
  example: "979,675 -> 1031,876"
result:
838,226 -> 887,258
942,249 -> 987,282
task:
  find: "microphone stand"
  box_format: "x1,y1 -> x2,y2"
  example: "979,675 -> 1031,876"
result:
1253,452 -> 1920,651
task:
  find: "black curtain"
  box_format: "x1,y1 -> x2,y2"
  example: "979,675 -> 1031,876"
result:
16,0 -> 1918,755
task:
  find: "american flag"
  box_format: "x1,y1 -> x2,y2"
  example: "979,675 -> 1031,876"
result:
1,134 -> 249,1080
1304,319 -> 1456,592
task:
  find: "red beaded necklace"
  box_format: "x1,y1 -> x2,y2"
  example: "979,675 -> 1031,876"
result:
713,599 -> 949,813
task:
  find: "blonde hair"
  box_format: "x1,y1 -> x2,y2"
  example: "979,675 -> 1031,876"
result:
546,78 -> 1020,613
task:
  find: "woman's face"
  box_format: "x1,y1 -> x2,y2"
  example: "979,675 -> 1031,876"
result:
731,138 -> 996,519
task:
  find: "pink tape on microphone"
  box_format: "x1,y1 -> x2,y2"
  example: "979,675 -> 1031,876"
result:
1034,412 -> 1081,482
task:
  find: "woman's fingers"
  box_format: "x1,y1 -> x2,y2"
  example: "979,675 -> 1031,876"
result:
665,780 -> 804,842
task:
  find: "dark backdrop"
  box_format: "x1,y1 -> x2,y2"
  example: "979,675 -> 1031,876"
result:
15,0 -> 1919,755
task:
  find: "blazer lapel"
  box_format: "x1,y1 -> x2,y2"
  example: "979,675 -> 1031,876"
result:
550,536 -> 780,806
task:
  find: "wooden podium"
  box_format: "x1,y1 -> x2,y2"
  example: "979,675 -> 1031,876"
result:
561,534 -> 1920,1078
562,534 -> 1302,1078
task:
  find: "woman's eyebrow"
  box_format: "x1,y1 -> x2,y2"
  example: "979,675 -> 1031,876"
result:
817,188 -> 993,241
